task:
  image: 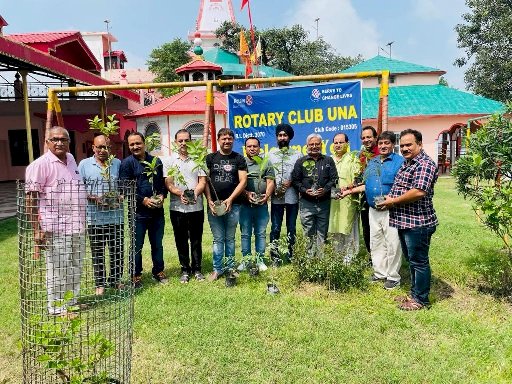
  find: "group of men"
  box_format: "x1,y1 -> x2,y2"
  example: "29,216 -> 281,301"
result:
25,120 -> 438,315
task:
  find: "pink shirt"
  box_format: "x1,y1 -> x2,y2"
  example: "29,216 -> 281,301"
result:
25,151 -> 86,234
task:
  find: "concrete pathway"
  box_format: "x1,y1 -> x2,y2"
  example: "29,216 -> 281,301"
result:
0,181 -> 17,221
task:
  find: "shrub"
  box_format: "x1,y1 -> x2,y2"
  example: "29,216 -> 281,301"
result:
292,234 -> 368,292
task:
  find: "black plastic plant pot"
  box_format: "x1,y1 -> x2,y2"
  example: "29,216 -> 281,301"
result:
225,274 -> 237,287
267,283 -> 280,295
330,187 -> 341,199
249,266 -> 259,277
311,183 -> 319,193
183,189 -> 195,204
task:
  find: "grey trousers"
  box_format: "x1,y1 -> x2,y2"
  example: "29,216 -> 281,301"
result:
45,233 -> 85,314
299,199 -> 331,257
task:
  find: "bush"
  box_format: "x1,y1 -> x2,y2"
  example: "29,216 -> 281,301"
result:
292,234 -> 368,292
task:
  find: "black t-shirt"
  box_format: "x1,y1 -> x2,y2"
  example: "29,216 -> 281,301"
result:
206,151 -> 247,204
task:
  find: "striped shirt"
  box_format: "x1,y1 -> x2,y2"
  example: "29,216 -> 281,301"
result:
389,150 -> 438,229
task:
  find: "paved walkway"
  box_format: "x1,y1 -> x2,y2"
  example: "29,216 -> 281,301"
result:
0,181 -> 17,221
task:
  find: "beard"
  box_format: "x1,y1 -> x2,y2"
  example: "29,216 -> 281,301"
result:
277,140 -> 290,149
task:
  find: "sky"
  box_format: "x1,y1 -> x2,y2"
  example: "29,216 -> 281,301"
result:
1,0 -> 470,89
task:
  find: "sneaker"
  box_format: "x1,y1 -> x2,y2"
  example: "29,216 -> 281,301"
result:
153,271 -> 169,284
209,271 -> 222,281
237,262 -> 247,271
180,273 -> 190,284
384,279 -> 400,290
132,275 -> 143,289
194,272 -> 205,282
257,261 -> 268,271
370,275 -> 386,283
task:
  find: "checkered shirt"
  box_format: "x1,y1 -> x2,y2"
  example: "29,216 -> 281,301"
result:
389,150 -> 438,229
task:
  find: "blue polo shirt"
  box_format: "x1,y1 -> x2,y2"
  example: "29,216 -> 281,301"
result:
78,156 -> 123,226
363,152 -> 404,208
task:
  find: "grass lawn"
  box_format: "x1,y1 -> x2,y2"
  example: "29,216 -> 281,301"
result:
1,177 -> 511,383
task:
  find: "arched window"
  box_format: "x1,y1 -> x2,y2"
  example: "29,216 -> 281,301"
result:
192,72 -> 204,81
185,122 -> 206,141
144,123 -> 161,150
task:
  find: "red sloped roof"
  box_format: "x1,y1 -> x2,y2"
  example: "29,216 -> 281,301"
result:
7,31 -> 78,44
125,90 -> 227,119
0,35 -> 139,102
175,59 -> 223,74
0,15 -> 8,27
6,31 -> 102,72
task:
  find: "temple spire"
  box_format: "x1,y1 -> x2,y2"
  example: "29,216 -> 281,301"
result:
189,0 -> 236,50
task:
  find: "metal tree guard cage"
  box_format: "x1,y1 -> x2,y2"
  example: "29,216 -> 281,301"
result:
17,179 -> 136,384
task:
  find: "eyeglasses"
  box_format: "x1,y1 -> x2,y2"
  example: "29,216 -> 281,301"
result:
94,145 -> 111,150
47,137 -> 69,144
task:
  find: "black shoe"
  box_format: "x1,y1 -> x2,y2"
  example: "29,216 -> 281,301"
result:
370,275 -> 386,283
180,273 -> 190,284
384,279 -> 400,290
194,272 -> 205,282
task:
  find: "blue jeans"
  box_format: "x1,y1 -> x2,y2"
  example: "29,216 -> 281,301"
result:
270,203 -> 299,259
208,204 -> 241,273
398,226 -> 436,305
240,204 -> 269,259
134,213 -> 165,277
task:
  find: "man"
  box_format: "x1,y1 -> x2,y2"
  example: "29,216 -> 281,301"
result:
292,133 -> 337,255
205,128 -> 247,281
328,133 -> 360,260
268,124 -> 302,261
79,134 -> 124,295
343,131 -> 404,289
25,126 -> 87,315
378,129 -> 438,310
359,125 -> 380,253
120,132 -> 167,288
163,129 -> 206,283
239,137 -> 275,271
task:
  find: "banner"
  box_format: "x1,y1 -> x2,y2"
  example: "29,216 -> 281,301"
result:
226,81 -> 362,156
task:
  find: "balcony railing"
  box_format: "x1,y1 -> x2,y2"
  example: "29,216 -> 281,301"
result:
0,81 -> 104,101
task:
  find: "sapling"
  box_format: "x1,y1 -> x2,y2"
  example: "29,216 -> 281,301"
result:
302,159 -> 319,193
248,154 -> 275,204
186,140 -> 225,215
274,148 -> 291,198
87,114 -> 120,207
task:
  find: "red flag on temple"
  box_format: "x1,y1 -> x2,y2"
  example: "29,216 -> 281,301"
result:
241,0 -> 249,10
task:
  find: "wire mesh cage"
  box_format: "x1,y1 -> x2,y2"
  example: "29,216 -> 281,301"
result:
17,179 -> 136,384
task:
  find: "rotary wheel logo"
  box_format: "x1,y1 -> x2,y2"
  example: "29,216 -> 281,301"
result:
310,88 -> 321,102
245,95 -> 253,105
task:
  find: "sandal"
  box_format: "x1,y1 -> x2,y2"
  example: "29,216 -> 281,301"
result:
394,295 -> 410,303
398,298 -> 424,311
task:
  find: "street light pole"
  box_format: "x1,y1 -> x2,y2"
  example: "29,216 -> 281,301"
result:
314,18 -> 320,39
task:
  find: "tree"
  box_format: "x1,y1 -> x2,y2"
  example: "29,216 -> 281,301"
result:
454,0 -> 512,102
147,38 -> 191,97
215,22 -> 361,75
452,102 -> 512,257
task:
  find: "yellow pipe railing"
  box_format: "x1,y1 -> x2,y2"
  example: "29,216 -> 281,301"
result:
45,71 -> 390,151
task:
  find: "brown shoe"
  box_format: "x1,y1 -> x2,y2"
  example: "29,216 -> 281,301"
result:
209,271 -> 221,281
394,295 -> 411,303
398,298 -> 425,311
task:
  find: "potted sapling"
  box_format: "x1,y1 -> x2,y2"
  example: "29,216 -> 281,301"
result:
166,165 -> 196,204
87,114 -> 121,208
248,154 -> 274,204
141,156 -> 163,208
274,148 -> 291,199
303,159 -> 319,194
370,162 -> 385,207
223,255 -> 237,287
141,133 -> 164,208
186,140 -> 225,216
